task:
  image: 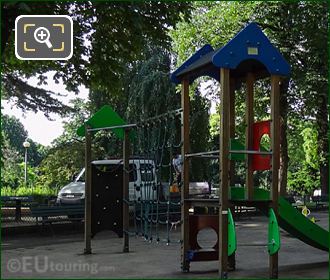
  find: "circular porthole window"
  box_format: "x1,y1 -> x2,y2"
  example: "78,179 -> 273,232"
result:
197,227 -> 218,249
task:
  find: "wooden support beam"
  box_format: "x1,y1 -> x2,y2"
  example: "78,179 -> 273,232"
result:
84,125 -> 92,254
245,73 -> 254,200
229,78 -> 236,187
219,68 -> 230,279
181,79 -> 190,272
123,129 -> 130,253
228,78 -> 236,271
269,75 -> 281,279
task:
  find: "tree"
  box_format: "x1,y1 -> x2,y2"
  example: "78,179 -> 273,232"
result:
125,48 -> 180,121
1,132 -> 22,188
36,99 -> 87,189
1,114 -> 46,192
1,114 -> 45,166
254,1 -> 329,194
1,114 -> 28,155
1,2 -> 73,116
37,48 -> 181,188
2,1 -> 191,115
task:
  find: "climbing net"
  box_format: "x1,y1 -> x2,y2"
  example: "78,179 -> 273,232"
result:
127,109 -> 183,244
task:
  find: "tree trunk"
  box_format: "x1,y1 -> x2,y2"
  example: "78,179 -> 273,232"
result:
279,78 -> 289,196
316,93 -> 329,195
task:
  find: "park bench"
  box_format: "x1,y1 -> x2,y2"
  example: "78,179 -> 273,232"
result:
1,196 -> 34,221
311,195 -> 329,209
30,204 -> 85,226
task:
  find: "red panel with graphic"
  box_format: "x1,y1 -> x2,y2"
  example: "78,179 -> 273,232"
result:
252,120 -> 271,171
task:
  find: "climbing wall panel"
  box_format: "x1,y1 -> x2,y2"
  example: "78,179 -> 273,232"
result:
91,163 -> 123,237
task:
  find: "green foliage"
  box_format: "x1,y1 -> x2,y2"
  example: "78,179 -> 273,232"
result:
190,89 -> 211,181
126,48 -> 180,121
36,99 -> 90,189
37,142 -> 85,189
209,113 -> 220,138
1,114 -> 45,166
1,185 -> 58,201
287,126 -> 320,195
287,167 -> 320,196
1,114 -> 28,155
301,128 -> 319,170
254,1 -> 329,193
2,160 -> 38,189
34,49 -> 184,190
170,2 -> 257,66
1,114 -> 48,193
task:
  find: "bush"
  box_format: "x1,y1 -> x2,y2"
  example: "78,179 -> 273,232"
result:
1,185 -> 58,198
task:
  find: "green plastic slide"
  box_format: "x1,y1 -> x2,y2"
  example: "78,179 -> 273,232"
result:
278,196 -> 328,251
230,187 -> 329,252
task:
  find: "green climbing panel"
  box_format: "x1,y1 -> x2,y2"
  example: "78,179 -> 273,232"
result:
268,208 -> 280,255
230,187 -> 271,201
229,138 -> 245,161
228,208 -> 237,256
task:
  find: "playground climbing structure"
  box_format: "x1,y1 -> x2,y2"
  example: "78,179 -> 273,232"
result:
77,22 -> 329,280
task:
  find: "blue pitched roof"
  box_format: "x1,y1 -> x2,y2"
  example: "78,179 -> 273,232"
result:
170,44 -> 217,84
212,23 -> 290,76
171,22 -> 290,85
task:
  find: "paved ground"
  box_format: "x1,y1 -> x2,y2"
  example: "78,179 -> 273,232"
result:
1,211 -> 328,279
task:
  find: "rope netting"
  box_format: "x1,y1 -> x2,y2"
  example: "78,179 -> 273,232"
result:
124,108 -> 183,244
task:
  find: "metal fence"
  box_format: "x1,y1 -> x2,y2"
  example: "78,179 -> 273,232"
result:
1,196 -> 72,227
2,194 -> 327,234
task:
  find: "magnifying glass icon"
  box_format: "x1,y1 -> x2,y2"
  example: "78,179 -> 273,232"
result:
34,27 -> 53,48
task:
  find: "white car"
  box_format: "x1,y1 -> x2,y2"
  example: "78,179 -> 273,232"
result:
56,159 -> 158,205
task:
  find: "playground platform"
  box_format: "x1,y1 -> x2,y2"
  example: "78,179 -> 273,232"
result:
2,210 -> 328,279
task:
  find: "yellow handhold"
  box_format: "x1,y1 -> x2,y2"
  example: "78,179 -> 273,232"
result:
301,205 -> 310,217
310,217 -> 316,223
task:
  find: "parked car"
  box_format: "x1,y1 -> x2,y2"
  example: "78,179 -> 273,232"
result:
56,158 -> 211,206
56,159 -> 158,205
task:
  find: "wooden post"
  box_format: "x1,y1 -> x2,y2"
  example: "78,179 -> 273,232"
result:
245,73 -> 254,200
181,79 -> 190,272
229,78 -> 236,187
84,125 -> 92,254
219,68 -> 230,279
269,75 -> 280,278
228,78 -> 236,270
123,129 -> 130,253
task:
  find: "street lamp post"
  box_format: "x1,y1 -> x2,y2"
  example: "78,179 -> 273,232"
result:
23,140 -> 30,186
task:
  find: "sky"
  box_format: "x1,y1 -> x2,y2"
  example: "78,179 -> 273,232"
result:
1,73 -> 89,146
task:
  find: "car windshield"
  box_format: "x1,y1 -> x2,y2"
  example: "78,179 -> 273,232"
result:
75,168 -> 85,182
75,164 -> 137,182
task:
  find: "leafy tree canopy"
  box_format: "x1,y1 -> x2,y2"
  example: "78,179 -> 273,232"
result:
2,1 -> 191,116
